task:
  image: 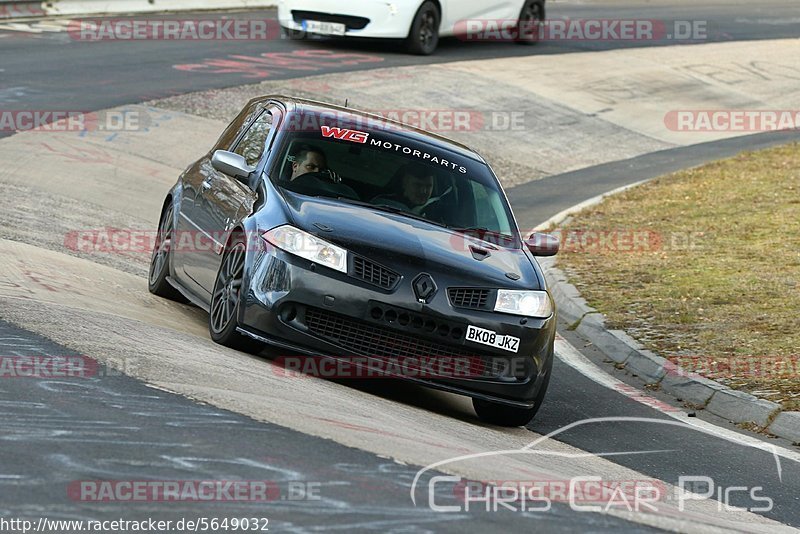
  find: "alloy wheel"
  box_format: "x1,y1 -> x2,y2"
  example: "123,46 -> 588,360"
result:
210,242 -> 245,334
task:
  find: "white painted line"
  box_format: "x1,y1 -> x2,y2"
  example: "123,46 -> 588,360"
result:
554,335 -> 800,466
0,20 -> 72,34
0,23 -> 42,33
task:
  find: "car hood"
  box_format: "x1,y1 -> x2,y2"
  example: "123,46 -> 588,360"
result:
282,192 -> 540,289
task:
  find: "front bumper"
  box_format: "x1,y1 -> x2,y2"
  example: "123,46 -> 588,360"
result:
277,0 -> 416,39
240,247 -> 556,408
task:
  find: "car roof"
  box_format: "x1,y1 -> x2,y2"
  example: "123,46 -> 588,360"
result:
258,95 -> 488,165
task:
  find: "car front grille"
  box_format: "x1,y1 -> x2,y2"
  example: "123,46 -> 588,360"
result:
367,302 -> 465,340
304,307 -> 509,379
352,256 -> 400,290
448,288 -> 492,310
291,10 -> 371,30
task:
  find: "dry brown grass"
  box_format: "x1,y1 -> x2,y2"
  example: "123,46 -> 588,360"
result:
557,143 -> 800,409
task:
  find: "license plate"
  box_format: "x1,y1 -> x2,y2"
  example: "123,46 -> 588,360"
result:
302,20 -> 346,36
466,325 -> 520,353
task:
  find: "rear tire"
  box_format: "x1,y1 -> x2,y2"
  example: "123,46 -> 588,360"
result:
148,202 -> 187,303
209,234 -> 263,354
472,354 -> 552,426
406,1 -> 440,55
515,0 -> 544,45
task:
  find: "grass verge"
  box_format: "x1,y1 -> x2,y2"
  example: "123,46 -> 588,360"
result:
556,143 -> 800,410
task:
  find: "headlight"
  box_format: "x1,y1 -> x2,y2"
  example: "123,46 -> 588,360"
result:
494,290 -> 552,318
263,225 -> 347,273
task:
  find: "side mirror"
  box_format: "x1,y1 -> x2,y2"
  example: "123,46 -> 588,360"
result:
525,232 -> 559,256
211,150 -> 255,180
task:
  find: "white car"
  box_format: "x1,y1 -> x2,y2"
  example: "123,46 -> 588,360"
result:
277,0 -> 545,55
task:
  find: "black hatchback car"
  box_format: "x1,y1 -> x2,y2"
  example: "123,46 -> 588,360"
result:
148,96 -> 559,426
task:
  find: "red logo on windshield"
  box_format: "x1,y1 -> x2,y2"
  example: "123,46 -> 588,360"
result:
321,126 -> 370,144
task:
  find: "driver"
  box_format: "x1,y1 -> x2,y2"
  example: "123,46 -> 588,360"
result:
289,146 -> 328,181
373,163 -> 436,214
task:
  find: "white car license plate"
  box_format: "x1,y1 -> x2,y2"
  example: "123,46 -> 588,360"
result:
466,325 -> 520,353
302,20 -> 346,36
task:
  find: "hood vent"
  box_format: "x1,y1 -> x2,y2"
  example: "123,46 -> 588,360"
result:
470,246 -> 491,261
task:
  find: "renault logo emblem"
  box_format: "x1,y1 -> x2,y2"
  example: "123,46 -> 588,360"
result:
413,273 -> 437,303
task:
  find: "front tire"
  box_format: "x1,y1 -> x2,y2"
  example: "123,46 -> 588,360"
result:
209,234 -> 262,353
148,202 -> 186,302
472,354 -> 553,426
406,1 -> 440,55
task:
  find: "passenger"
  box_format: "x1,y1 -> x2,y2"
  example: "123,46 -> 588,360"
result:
373,163 -> 436,214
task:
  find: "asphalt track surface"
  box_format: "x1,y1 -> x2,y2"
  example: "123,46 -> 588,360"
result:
2,1 -> 800,133
2,1 -> 800,531
0,320 -> 661,532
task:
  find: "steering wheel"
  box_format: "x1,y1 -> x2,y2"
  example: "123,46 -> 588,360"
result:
369,196 -> 406,209
288,170 -> 358,200
301,169 -> 341,184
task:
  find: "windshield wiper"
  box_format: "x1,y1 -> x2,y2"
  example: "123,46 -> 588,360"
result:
448,226 -> 516,242
336,197 -> 448,228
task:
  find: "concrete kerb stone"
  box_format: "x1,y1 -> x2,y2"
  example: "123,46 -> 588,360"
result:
660,372 -> 728,407
705,389 -> 782,430
537,194 -> 798,443
768,412 -> 800,443
614,339 -> 667,384
576,325 -> 631,366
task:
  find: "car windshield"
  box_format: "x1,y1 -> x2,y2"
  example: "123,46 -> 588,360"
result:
271,112 -> 519,246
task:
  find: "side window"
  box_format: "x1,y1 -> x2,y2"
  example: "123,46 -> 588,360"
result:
234,111 -> 273,167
